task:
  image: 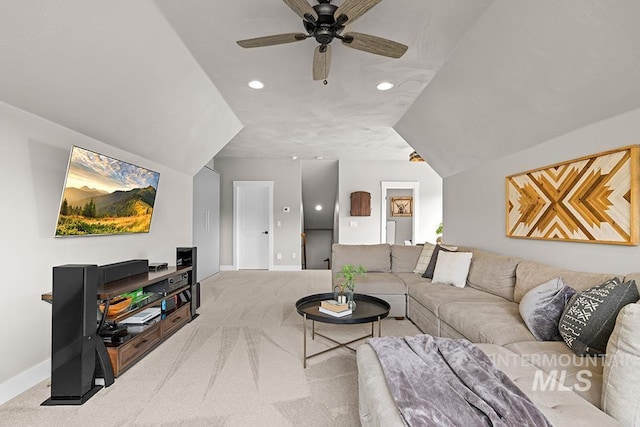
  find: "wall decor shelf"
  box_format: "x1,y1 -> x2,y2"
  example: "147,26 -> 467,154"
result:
350,191 -> 371,216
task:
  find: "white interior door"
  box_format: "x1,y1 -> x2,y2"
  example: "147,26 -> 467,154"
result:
234,181 -> 273,270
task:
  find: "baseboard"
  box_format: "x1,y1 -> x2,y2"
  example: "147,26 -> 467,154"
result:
0,359 -> 50,405
271,265 -> 302,271
220,265 -> 236,271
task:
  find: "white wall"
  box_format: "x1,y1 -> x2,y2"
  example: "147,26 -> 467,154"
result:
215,158 -> 302,270
338,160 -> 443,245
0,102 -> 193,403
444,106 -> 640,274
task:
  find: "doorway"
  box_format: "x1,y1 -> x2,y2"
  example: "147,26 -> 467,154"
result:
301,160 -> 338,269
233,181 -> 273,270
381,181 -> 419,244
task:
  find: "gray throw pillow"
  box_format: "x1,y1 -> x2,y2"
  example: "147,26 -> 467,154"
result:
559,278 -> 639,356
422,244 -> 454,279
519,277 -> 576,341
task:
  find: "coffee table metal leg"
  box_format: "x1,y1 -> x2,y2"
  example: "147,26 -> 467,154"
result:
303,313 -> 307,368
371,321 -> 374,338
312,320 -> 315,340
378,316 -> 381,337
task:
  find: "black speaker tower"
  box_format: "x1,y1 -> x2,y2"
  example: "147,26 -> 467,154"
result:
43,264 -> 113,405
177,247 -> 199,320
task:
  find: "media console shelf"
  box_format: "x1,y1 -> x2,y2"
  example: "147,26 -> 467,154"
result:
41,248 -> 198,405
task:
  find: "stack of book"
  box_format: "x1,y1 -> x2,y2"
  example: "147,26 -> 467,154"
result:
319,300 -> 352,317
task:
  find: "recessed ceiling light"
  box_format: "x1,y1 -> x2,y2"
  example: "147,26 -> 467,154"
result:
377,82 -> 394,91
248,80 -> 264,89
291,155 -> 298,160
315,205 -> 323,211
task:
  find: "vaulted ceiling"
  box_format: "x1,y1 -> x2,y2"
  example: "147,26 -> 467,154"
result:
1,1 -> 640,177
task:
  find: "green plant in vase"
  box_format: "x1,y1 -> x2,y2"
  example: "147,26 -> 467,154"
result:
334,264 -> 366,311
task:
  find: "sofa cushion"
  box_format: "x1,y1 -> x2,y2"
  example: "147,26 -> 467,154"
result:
515,260 -> 616,303
559,278 -> 639,356
331,243 -> 391,274
438,301 -> 535,345
413,243 -> 436,275
476,344 -> 621,426
466,249 -> 521,301
432,251 -> 473,288
390,244 -> 422,273
422,244 -> 456,279
602,303 -> 640,426
352,272 -> 406,295
519,277 -> 576,341
504,341 -> 604,408
394,272 -> 430,287
408,282 -> 506,316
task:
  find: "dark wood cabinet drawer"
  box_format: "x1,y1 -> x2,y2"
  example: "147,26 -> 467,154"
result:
161,304 -> 191,338
108,323 -> 161,376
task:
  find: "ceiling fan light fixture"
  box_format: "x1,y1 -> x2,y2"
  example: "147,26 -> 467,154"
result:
248,80 -> 264,89
377,81 -> 394,91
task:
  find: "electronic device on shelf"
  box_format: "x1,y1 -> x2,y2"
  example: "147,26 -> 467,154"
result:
118,307 -> 161,324
149,262 -> 168,272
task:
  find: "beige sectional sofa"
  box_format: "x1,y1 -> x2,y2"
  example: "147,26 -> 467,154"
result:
331,243 -> 640,426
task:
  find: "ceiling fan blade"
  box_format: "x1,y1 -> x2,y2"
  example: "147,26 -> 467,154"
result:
335,0 -> 381,25
313,45 -> 332,81
342,32 -> 408,58
237,33 -> 308,48
283,0 -> 318,21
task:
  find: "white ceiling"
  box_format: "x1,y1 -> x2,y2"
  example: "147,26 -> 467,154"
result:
397,0 -> 640,177
155,0 -> 492,162
1,1 -> 640,177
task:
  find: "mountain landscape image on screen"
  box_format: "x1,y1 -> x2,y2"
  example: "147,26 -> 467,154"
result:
55,146 -> 160,236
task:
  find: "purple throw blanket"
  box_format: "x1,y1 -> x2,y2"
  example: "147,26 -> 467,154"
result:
368,335 -> 552,427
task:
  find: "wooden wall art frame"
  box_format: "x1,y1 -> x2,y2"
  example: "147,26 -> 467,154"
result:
506,145 -> 640,245
391,197 -> 413,217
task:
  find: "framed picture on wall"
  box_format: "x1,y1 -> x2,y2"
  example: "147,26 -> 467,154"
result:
391,197 -> 413,217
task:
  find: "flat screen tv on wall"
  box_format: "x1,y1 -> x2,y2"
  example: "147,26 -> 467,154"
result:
55,146 -> 160,236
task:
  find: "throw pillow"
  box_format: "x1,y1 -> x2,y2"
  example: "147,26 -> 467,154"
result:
602,303 -> 640,426
413,243 -> 436,275
519,277 -> 576,341
559,278 -> 639,356
422,244 -> 458,279
431,251 -> 473,288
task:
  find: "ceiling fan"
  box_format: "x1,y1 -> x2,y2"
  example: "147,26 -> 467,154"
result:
236,0 -> 408,83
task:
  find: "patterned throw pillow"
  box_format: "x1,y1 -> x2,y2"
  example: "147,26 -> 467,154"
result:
422,244 -> 457,279
559,278 -> 639,356
519,277 -> 576,341
413,243 -> 436,275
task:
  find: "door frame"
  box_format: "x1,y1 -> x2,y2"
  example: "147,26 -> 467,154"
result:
380,181 -> 419,244
233,181 -> 274,270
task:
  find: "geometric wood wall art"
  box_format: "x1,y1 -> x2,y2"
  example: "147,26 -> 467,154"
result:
506,145 -> 640,245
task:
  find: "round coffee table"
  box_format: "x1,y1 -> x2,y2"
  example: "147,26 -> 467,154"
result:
295,293 -> 390,368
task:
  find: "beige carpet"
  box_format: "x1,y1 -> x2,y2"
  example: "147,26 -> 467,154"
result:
0,271 -> 420,426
